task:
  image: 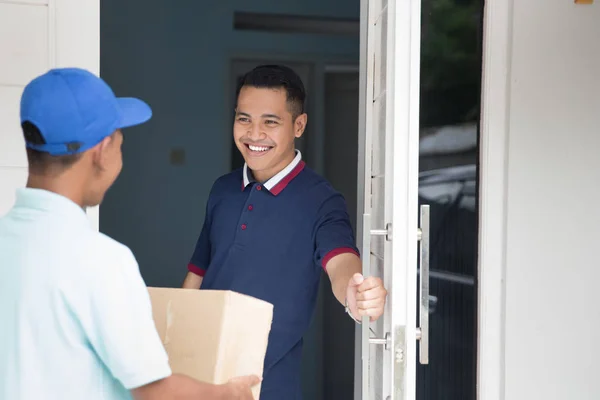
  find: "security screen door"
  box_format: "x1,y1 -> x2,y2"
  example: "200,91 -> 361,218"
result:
356,0 -> 482,398
355,0 -> 424,398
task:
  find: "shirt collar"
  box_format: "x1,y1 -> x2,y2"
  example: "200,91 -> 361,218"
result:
242,150 -> 305,196
13,188 -> 91,227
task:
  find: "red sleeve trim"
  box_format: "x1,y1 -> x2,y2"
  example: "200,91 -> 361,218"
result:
322,247 -> 360,272
187,263 -> 207,277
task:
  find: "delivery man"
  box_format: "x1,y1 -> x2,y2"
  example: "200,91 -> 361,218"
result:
0,68 -> 259,400
182,64 -> 388,399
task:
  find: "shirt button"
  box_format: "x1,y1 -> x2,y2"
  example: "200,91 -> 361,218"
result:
256,185 -> 262,191
248,205 -> 253,211
241,224 -> 247,230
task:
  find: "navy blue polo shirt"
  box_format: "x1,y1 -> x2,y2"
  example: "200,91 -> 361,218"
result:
187,151 -> 359,400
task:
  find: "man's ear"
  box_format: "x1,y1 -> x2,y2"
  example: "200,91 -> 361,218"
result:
294,113 -> 308,138
91,135 -> 113,171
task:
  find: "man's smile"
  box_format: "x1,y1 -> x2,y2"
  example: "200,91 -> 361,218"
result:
245,143 -> 274,156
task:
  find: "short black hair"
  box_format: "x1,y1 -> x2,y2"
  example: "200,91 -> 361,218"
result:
21,121 -> 81,174
235,64 -> 306,119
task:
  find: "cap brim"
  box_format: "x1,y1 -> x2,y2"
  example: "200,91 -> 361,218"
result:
116,97 -> 152,129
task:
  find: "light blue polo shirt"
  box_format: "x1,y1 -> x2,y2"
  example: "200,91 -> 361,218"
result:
0,188 -> 171,400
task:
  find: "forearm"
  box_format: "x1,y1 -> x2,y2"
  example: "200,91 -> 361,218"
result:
182,271 -> 204,289
169,374 -> 227,399
326,253 -> 362,305
132,374 -> 228,400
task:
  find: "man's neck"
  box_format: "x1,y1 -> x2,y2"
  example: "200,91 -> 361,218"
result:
252,151 -> 296,183
26,175 -> 86,208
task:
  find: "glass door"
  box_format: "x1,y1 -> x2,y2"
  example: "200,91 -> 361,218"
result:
416,0 -> 483,399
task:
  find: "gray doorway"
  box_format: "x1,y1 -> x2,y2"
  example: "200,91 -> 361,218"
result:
323,68 -> 360,400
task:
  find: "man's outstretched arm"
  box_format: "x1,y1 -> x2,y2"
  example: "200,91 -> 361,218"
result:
315,193 -> 387,322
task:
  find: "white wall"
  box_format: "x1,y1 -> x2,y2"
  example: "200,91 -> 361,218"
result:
0,0 -> 100,229
0,0 -> 47,216
479,1 -> 600,399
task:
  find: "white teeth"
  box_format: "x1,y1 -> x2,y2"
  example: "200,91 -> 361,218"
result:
248,145 -> 270,152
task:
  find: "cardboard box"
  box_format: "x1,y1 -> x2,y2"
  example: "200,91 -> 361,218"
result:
148,288 -> 273,399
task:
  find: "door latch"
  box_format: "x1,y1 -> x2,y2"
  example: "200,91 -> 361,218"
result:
369,331 -> 391,350
371,223 -> 392,241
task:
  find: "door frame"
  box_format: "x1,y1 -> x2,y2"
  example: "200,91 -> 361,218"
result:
353,0 -> 369,397
477,1 -> 512,399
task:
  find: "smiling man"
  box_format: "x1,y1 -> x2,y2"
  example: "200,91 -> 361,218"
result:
182,64 -> 388,399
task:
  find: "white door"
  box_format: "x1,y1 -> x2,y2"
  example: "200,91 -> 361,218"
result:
355,0 -> 423,398
0,0 -> 100,229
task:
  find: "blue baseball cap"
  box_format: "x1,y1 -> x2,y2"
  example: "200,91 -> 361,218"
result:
20,67 -> 152,156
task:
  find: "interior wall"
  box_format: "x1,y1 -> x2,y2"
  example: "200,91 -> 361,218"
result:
99,0 -> 359,288
99,2 -> 359,400
480,1 -> 600,399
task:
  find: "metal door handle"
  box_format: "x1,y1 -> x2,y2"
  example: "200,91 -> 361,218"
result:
417,205 -> 430,364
